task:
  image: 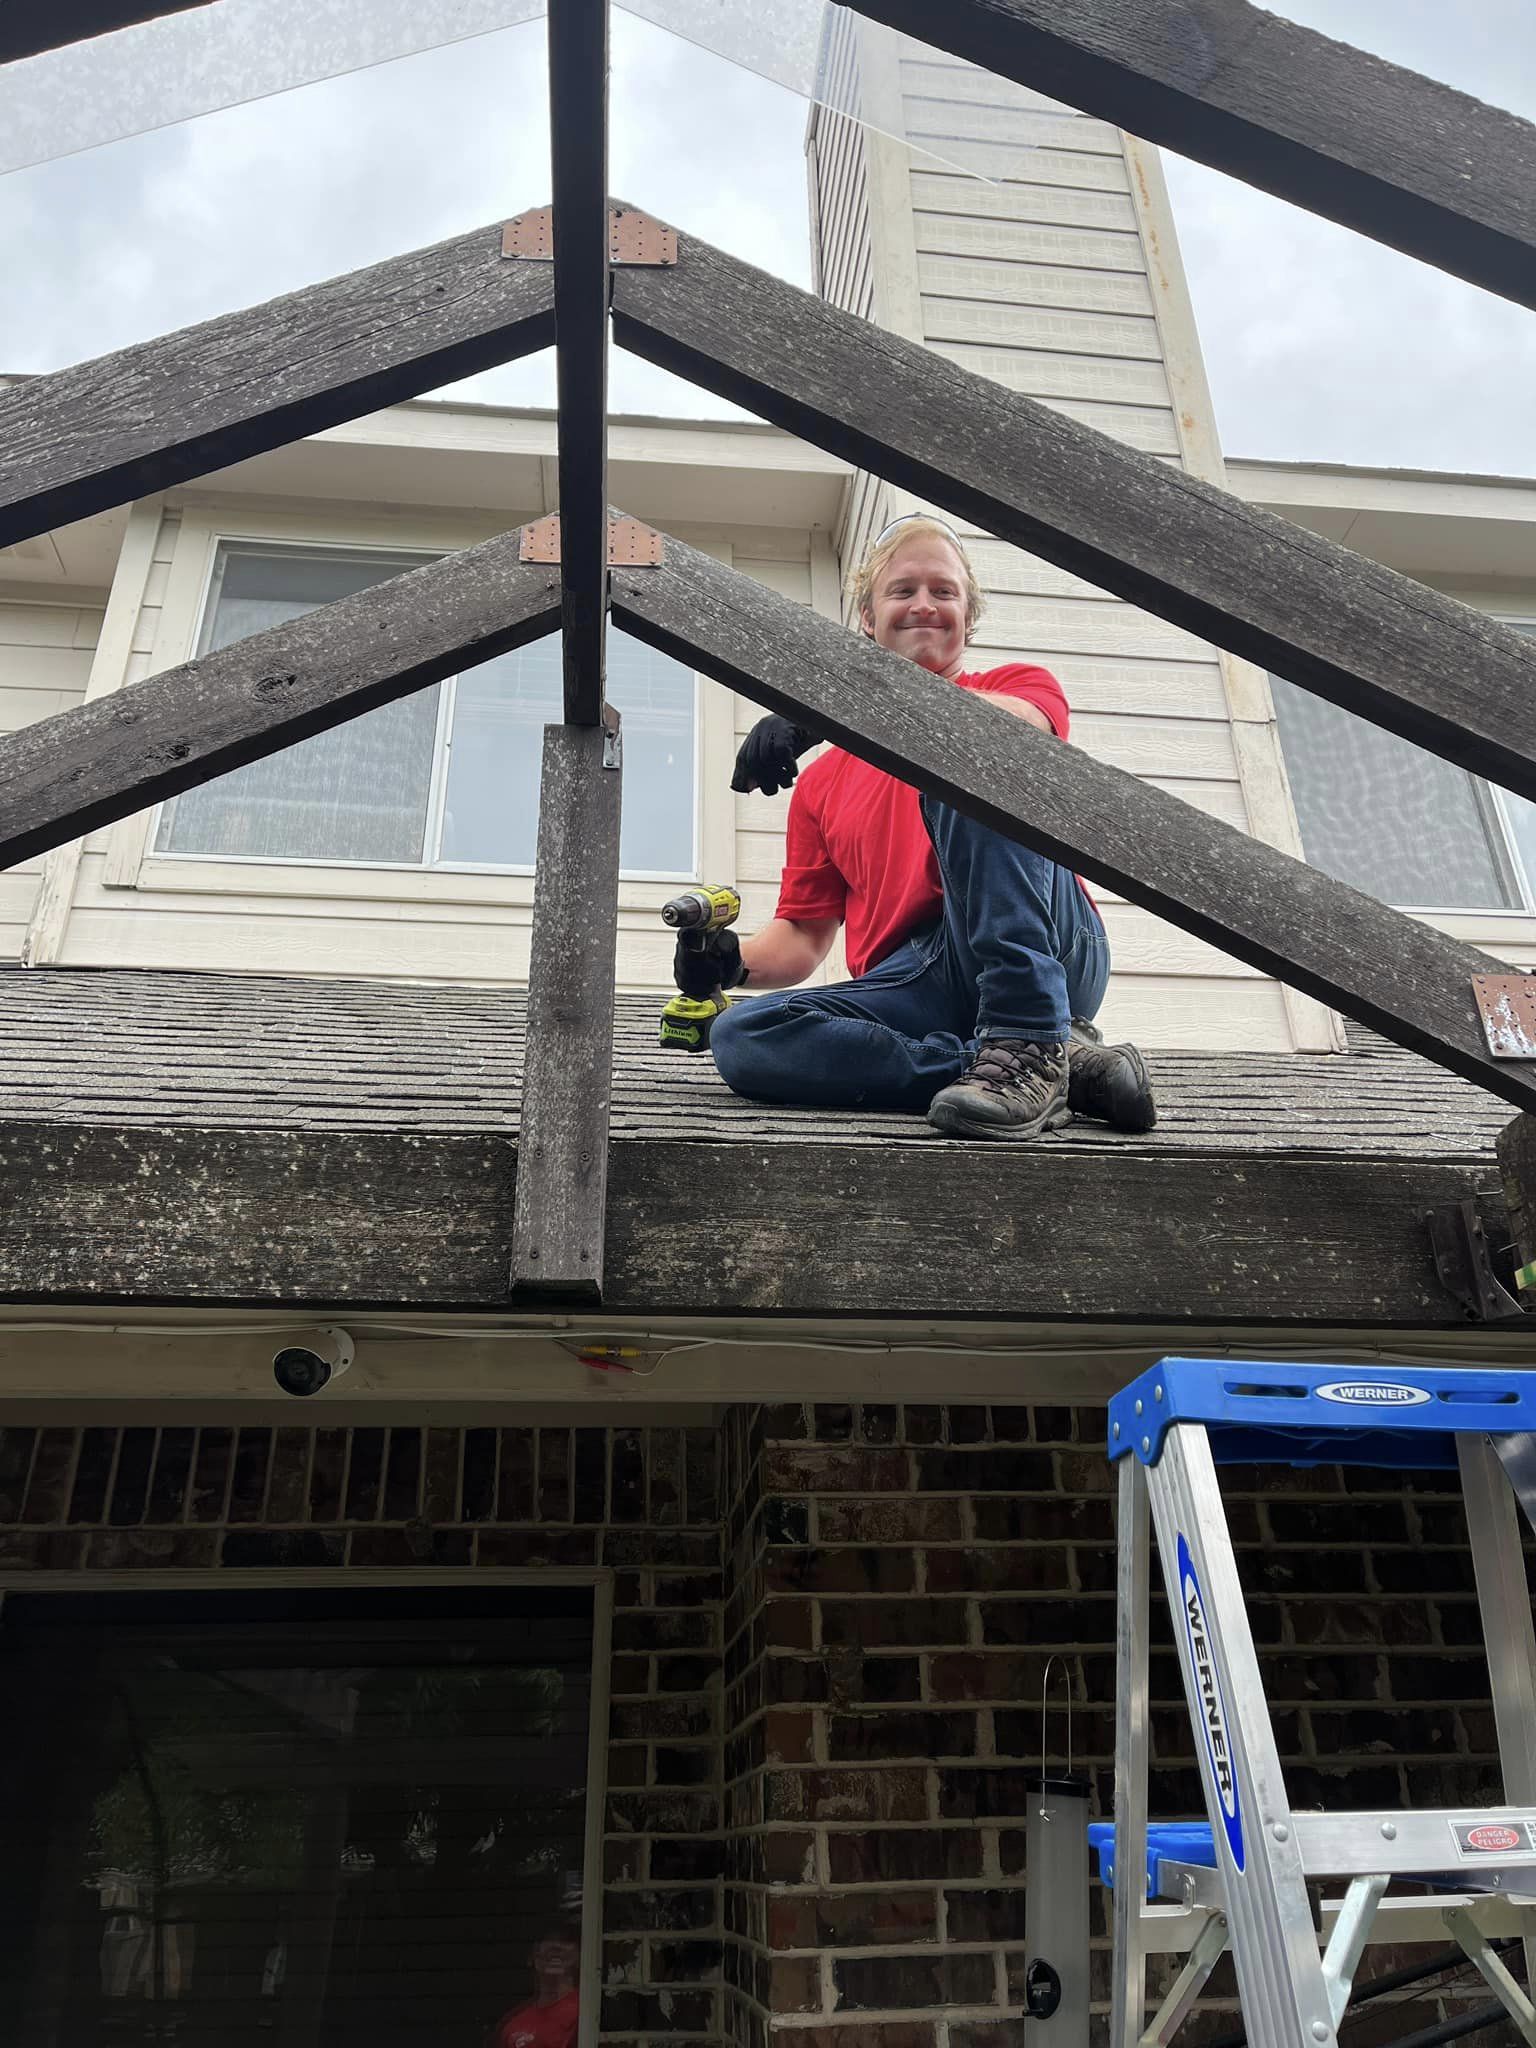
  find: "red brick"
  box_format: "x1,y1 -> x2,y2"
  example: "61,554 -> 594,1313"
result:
766,1547 -> 917,1595
827,1829 -> 982,1883
820,1599 -> 968,1649
764,1447 -> 911,1494
818,1499 -> 962,1544
927,1546 -> 1073,1593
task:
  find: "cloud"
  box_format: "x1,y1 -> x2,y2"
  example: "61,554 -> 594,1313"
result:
1163,0 -> 1536,473
0,11 -> 807,420
2,1 -> 1530,466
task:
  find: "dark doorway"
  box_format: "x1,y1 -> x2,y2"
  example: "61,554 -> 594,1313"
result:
0,1585 -> 597,2048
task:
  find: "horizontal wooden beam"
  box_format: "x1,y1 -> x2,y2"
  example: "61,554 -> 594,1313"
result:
610,531 -> 1536,1114
0,1120 -> 1493,1326
1,0 -> 213,61
0,533 -> 560,870
611,226 -> 1536,803
850,0 -> 1536,312
510,722 -> 623,1305
0,222 -> 555,549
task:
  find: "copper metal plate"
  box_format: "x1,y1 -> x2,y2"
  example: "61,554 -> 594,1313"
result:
502,206 -> 674,265
519,514 -> 562,564
502,208 -> 554,260
607,516 -> 664,565
608,208 -> 677,265
517,516 -> 664,566
1473,974 -> 1536,1059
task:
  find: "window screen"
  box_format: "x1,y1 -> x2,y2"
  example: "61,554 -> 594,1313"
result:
1269,673 -> 1522,910
0,1587 -> 595,2048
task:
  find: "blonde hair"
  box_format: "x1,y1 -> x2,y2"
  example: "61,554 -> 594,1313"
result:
851,517 -> 986,640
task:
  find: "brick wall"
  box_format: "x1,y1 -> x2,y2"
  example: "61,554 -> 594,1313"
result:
0,1404 -> 1527,2048
718,1401 -> 1524,2048
0,1419 -> 724,2048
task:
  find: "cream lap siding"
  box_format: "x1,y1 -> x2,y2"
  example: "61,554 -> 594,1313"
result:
0,598 -> 103,956
803,29 -> 1294,1051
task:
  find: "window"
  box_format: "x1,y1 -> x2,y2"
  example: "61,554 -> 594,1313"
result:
0,1586 -> 597,2048
155,544 -> 698,878
1270,621 -> 1536,912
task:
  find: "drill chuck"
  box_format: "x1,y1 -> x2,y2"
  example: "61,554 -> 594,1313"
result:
661,884 -> 741,934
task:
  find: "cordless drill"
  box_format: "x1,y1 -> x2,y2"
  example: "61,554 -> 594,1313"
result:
659,884 -> 742,1052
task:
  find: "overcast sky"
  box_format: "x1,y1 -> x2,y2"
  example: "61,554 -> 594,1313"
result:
2,1 -> 1533,476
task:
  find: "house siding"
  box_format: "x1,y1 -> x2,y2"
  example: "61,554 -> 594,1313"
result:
0,596 -> 102,955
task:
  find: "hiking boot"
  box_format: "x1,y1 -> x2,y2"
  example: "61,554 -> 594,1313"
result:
927,1039 -> 1071,1141
1069,1018 -> 1157,1132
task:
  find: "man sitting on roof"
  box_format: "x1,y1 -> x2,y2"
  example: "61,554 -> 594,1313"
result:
673,513 -> 1156,1141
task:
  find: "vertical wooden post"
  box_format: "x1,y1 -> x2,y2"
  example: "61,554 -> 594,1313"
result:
510,719 -> 623,1303
548,0 -> 610,725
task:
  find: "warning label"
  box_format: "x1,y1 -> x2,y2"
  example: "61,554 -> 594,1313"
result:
1450,1819 -> 1536,1858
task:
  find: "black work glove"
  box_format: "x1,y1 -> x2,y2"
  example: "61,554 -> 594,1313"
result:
731,714 -> 814,796
672,928 -> 747,999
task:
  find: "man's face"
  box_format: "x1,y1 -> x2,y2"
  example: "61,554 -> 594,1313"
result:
533,1937 -> 580,1986
861,537 -> 969,679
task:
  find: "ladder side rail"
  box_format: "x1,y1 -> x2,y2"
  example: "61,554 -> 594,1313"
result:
1145,1422 -> 1336,2048
1111,1456 -> 1152,2048
1459,1433 -> 1536,1997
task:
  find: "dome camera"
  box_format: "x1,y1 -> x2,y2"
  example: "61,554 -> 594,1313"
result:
272,1327 -> 355,1398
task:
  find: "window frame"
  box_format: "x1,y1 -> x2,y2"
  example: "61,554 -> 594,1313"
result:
145,531 -> 702,886
103,504 -> 734,906
0,1565 -> 613,2048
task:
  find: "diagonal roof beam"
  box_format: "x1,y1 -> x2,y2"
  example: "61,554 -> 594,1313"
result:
0,1 -> 213,61
0,532 -> 561,871
611,529 -> 1536,1114
610,223 -> 1536,803
849,0 -> 1536,313
0,223 -> 555,550
548,0 -> 612,725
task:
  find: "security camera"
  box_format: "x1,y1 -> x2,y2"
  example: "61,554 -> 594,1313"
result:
272,1327 -> 355,1398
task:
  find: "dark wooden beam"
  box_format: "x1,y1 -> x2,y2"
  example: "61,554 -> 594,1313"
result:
850,0 -> 1536,312
510,722 -> 623,1304
610,531 -> 1536,1114
1,0 -> 213,61
0,223 -> 555,550
0,533 -> 560,870
549,0 -> 611,724
611,228 -> 1536,803
0,1120 -> 1496,1326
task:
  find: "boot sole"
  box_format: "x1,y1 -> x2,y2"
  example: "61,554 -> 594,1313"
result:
926,1100 -> 1074,1142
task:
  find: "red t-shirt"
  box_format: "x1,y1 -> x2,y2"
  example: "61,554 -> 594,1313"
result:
774,663 -> 1086,978
493,1991 -> 581,2048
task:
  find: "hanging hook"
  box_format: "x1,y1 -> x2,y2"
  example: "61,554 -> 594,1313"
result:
1038,1654 -> 1073,1818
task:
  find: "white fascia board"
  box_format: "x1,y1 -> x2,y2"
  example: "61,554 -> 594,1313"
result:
1228,458 -> 1536,525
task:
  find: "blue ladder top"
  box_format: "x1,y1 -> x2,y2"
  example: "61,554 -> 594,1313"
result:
1088,1822 -> 1217,1898
1107,1359 -> 1536,1471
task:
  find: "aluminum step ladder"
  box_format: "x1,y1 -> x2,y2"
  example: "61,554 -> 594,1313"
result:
1102,1359 -> 1536,2048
